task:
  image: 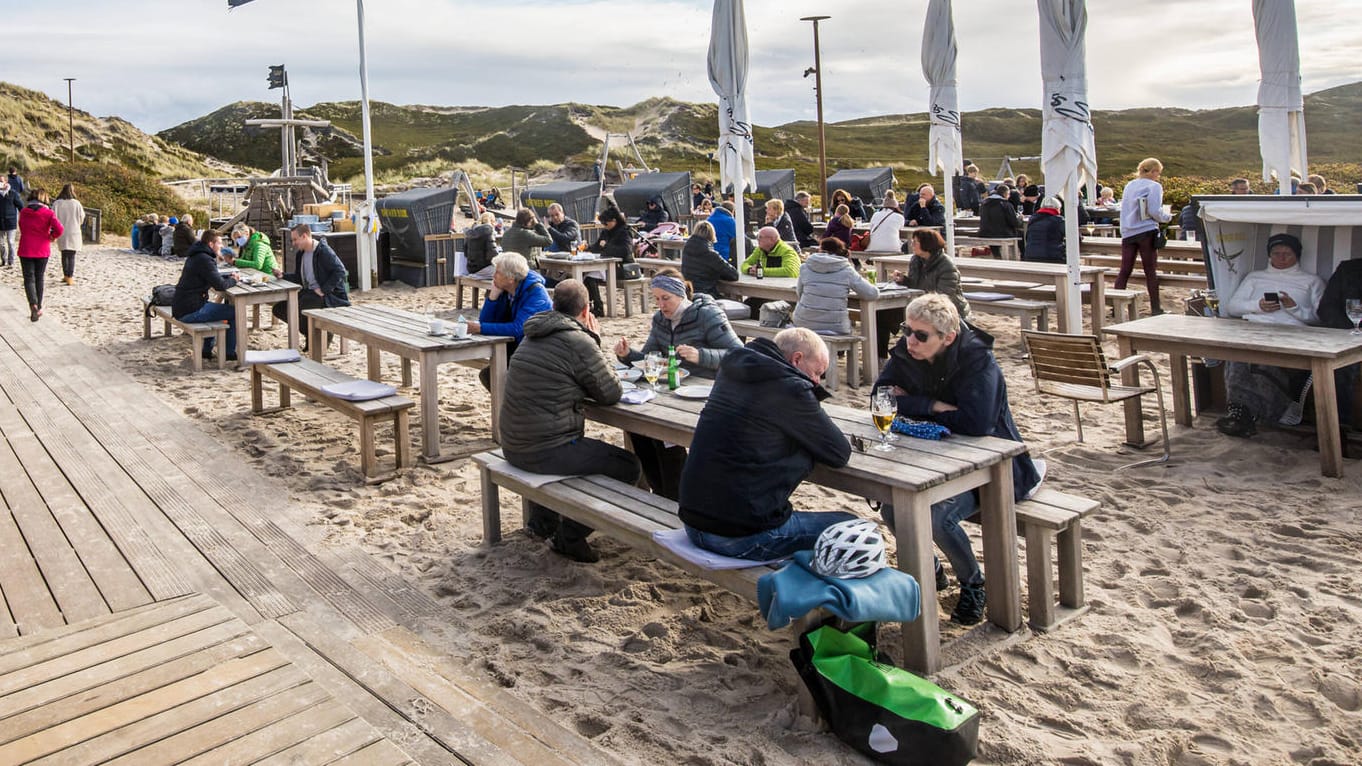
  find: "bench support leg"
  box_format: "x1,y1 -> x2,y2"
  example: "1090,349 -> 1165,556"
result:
847,344 -> 860,388
359,415 -> 377,480
394,409 -> 412,470
480,466 -> 502,544
190,335 -> 204,372
216,329 -> 227,370
1025,525 -> 1057,631
250,366 -> 264,413
1057,520 -> 1084,610
143,310 -> 152,340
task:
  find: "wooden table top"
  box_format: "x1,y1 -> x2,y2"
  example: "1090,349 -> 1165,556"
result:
951,256 -> 1107,278
303,304 -> 510,352
1102,314 -> 1362,358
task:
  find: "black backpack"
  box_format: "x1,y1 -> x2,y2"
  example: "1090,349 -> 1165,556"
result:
145,284 -> 176,317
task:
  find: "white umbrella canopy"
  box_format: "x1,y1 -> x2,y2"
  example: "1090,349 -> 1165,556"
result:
1037,0 -> 1097,334
708,0 -> 757,265
1253,0 -> 1307,195
921,0 -> 962,255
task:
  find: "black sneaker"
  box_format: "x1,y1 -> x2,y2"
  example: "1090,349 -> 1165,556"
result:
201,347 -> 216,360
935,563 -> 950,592
550,533 -> 599,563
951,581 -> 986,625
1215,402 -> 1257,438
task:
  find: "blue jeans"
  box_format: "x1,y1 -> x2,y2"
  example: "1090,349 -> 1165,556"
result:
881,491 -> 982,586
180,302 -> 237,355
685,510 -> 858,561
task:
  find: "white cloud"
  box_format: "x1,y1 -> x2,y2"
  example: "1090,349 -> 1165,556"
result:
4,0 -> 1359,134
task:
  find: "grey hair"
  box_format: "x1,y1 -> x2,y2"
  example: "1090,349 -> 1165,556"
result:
1040,196 -> 1062,210
774,327 -> 829,365
906,293 -> 961,336
492,252 -> 529,282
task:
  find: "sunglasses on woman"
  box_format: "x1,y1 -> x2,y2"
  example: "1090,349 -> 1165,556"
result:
900,324 -> 937,343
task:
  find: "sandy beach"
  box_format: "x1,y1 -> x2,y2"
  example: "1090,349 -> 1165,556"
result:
31,239 -> 1362,765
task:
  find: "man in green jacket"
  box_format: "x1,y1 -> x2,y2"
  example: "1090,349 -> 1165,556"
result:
741,226 -> 801,278
499,279 -> 642,563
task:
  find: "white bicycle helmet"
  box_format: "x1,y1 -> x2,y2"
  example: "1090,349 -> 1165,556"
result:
811,519 -> 887,579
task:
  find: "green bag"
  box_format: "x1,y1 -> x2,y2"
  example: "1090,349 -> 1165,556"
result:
791,623 -> 979,765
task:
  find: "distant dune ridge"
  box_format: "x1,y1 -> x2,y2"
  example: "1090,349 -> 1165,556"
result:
4,78 -> 1360,192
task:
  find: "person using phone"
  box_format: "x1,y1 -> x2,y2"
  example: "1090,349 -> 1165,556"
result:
1216,233 -> 1327,437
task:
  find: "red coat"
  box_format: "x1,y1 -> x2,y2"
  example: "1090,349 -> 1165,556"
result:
18,202 -> 63,259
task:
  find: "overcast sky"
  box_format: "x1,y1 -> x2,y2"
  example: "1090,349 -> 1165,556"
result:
6,0 -> 1359,133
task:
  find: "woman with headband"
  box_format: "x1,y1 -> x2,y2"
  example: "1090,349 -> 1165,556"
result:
613,269 -> 743,499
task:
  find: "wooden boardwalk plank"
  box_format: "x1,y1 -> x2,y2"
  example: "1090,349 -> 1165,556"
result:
0,594 -> 213,673
178,698 -> 359,766
0,409 -> 108,627
327,737 -> 416,766
0,479 -> 65,636
252,716 -> 386,765
32,665 -> 313,766
0,648 -> 291,763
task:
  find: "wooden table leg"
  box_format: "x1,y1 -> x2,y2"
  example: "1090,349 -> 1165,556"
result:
286,292 -> 300,350
1314,359 -> 1344,478
401,358 -> 413,388
234,299 -> 249,367
1054,278 -> 1072,334
1090,276 -> 1106,336
1118,336 -> 1147,446
419,353 -> 441,461
892,487 -> 938,675
861,300 -> 880,390
367,347 -> 381,382
980,459 -> 1021,632
605,266 -> 618,318
1169,352 -> 1193,426
308,323 -> 324,362
489,343 -> 508,444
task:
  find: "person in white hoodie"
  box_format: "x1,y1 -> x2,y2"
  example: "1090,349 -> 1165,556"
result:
1216,233 -> 1327,437
1117,158 -> 1174,313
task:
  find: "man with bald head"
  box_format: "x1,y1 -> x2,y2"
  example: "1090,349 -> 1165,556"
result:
679,327 -> 856,560
740,226 -> 801,278
905,183 -> 946,227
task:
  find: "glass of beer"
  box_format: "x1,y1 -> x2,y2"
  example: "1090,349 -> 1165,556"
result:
1204,289 -> 1219,317
871,387 -> 897,451
643,352 -> 662,391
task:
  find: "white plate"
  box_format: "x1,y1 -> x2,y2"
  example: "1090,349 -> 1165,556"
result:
672,384 -> 712,400
631,360 -> 690,380
618,368 -> 642,382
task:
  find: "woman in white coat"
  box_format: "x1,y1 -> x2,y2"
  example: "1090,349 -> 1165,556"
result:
51,184 -> 86,285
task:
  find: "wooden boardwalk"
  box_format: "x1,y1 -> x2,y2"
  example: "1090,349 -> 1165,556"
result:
0,291 -> 621,766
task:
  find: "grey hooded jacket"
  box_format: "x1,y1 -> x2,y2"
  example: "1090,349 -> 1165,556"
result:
792,252 -> 879,335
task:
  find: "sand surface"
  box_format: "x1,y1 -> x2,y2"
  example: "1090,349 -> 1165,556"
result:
36,240 -> 1362,765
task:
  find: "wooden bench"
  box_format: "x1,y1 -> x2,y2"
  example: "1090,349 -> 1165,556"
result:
1080,253 -> 1207,275
966,296 -> 1052,332
140,298 -> 228,372
1025,284 -> 1140,323
729,318 -> 862,391
453,275 -> 495,310
1012,488 -> 1099,632
620,276 -> 650,317
250,358 -> 414,483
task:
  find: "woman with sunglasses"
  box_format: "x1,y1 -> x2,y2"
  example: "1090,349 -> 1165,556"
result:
872,294 -> 1041,626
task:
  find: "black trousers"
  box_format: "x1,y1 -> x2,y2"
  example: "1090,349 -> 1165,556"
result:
272,290 -> 329,339
584,276 -> 606,315
504,438 -> 641,544
21,257 -> 47,308
629,434 -> 686,501
60,249 -> 76,278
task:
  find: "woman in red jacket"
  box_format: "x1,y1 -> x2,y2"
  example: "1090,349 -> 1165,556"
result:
17,188 -> 63,322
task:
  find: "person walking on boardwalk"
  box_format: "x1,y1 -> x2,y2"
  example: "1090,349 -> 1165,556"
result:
17,188 -> 63,322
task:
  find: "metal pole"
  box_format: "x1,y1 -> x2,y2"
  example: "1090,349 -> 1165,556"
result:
355,0 -> 376,291
801,16 -> 830,216
63,78 -> 75,163
280,85 -> 290,176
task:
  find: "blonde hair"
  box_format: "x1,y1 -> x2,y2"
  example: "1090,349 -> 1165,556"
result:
479,211 -> 495,225
1136,157 -> 1164,177
693,220 -> 716,242
765,198 -> 784,215
906,293 -> 961,336
835,204 -> 852,228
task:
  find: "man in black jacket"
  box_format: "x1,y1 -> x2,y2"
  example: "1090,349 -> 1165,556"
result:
679,328 -> 857,560
874,294 -> 1041,625
274,224 -> 351,348
978,184 -> 1022,258
1022,196 -> 1066,263
905,183 -> 947,227
785,191 -> 818,248
500,280 -> 641,562
544,203 -> 580,253
0,177 -> 20,267
172,230 -> 240,361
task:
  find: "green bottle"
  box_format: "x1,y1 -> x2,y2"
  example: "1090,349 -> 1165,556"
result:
667,345 -> 680,390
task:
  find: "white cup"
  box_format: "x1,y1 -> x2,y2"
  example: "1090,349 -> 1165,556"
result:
429,318 -> 445,335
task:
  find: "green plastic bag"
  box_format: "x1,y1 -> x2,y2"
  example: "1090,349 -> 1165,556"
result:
791,623 -> 979,765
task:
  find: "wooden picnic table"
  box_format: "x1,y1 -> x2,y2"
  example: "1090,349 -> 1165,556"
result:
653,238 -> 688,260
219,269 -> 300,364
635,256 -> 678,275
537,256 -> 622,317
812,222 -> 944,243
302,304 -> 511,461
868,255 -> 1109,334
582,391 -> 1026,674
1081,237 -> 1205,260
954,235 -> 1022,261
1102,313 -> 1362,477
715,275 -> 920,387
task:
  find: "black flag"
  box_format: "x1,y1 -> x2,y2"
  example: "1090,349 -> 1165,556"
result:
228,0 -> 258,7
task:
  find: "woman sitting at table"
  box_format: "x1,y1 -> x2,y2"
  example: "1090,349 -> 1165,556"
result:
1022,196 -> 1066,264
824,204 -> 854,250
463,212 -> 498,279
681,220 -> 738,298
692,197 -> 714,218
830,188 -> 866,223
882,228 -> 971,355
793,237 -> 878,336
586,205 -> 640,317
613,269 -> 743,498
230,223 -> 279,276
764,199 -> 797,244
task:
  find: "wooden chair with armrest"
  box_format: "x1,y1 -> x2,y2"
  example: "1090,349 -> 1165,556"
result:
1021,330 -> 1171,469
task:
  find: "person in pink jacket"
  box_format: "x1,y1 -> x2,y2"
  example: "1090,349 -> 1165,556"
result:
17,188 -> 63,322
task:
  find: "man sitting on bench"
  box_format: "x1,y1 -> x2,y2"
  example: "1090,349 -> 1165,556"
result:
679,327 -> 857,561
499,280 -> 641,563
172,229 -> 240,361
